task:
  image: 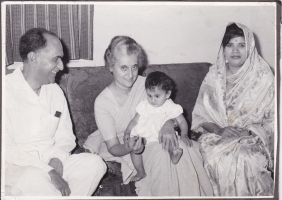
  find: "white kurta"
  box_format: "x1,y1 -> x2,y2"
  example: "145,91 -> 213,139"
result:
5,67 -> 106,196
131,99 -> 183,143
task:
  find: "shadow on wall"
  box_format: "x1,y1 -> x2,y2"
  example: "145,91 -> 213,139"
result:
138,44 -> 149,76
253,33 -> 261,58
253,33 -> 274,74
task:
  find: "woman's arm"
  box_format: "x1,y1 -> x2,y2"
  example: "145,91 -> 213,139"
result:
94,94 -> 144,157
124,113 -> 140,143
201,122 -> 220,134
175,114 -> 192,147
159,119 -> 179,151
201,122 -> 248,138
105,136 -> 144,157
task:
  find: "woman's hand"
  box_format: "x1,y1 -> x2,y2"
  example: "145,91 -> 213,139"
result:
216,126 -> 248,138
159,120 -> 179,151
215,126 -> 240,138
123,133 -> 130,144
128,136 -> 145,154
180,135 -> 193,147
236,128 -> 251,136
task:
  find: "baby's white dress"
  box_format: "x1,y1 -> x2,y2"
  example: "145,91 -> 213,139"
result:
131,99 -> 183,144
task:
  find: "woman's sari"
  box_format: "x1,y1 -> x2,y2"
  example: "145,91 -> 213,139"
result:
84,76 -> 214,196
84,76 -> 147,183
191,23 -> 275,196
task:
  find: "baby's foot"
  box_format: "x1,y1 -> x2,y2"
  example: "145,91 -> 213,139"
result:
131,171 -> 147,182
170,147 -> 183,164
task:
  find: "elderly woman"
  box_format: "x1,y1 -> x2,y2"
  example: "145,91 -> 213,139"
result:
191,23 -> 274,196
84,36 -> 213,196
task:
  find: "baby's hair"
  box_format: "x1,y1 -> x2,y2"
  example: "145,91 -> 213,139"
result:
145,71 -> 175,93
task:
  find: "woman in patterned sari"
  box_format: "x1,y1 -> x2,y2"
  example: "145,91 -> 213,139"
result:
191,23 -> 274,196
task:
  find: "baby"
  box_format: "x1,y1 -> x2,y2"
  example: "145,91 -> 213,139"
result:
124,71 -> 192,182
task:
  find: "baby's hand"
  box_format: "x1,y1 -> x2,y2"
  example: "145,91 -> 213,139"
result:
180,135 -> 193,147
123,133 -> 130,143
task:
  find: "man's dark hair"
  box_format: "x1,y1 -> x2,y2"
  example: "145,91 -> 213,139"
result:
222,23 -> 244,48
145,71 -> 175,93
19,28 -> 58,61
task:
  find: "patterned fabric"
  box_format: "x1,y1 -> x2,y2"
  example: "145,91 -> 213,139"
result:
191,23 -> 275,196
5,4 -> 94,66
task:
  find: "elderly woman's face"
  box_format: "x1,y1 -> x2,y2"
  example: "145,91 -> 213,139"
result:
110,52 -> 139,89
224,36 -> 247,69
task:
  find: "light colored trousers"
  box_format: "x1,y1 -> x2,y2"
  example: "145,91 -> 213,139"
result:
5,153 -> 107,196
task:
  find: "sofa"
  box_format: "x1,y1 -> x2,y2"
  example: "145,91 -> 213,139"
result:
6,62 -> 211,196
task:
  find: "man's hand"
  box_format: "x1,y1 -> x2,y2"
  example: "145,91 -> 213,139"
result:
48,158 -> 63,177
48,169 -> 71,196
159,120 -> 179,151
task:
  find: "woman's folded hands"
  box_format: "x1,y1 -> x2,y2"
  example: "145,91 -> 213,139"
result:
215,126 -> 250,139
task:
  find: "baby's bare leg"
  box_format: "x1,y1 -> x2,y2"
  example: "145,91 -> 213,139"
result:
168,142 -> 183,164
130,152 -> 147,182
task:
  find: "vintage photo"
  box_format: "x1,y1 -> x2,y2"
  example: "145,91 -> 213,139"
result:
1,1 -> 278,198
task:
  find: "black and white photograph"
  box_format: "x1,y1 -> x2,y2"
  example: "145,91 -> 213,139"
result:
1,1 -> 279,199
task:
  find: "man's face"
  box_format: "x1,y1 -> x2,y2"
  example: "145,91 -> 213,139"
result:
35,33 -> 64,86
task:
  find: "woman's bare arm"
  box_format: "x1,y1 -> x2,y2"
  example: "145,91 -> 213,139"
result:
124,113 -> 140,143
159,119 -> 179,151
105,136 -> 144,157
175,114 -> 192,147
201,122 -> 221,134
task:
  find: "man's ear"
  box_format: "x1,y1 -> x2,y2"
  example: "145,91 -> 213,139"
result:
27,51 -> 37,64
166,90 -> 172,99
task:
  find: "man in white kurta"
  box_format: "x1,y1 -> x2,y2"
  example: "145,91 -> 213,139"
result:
5,28 -> 106,196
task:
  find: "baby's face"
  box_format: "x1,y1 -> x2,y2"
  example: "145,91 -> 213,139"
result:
146,87 -> 171,107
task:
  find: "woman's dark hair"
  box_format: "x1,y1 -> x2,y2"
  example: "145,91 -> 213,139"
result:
222,23 -> 244,48
145,71 -> 175,93
104,36 -> 147,71
19,28 -> 58,61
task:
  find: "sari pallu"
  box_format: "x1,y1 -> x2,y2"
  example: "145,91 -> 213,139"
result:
84,76 -> 147,184
191,23 -> 275,196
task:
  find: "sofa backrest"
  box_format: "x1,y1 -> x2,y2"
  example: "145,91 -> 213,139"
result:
5,63 -> 211,146
56,63 -> 211,146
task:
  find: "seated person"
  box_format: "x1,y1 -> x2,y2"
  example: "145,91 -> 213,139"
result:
5,28 -> 106,196
84,35 -> 213,196
124,71 -> 192,181
191,23 -> 274,196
